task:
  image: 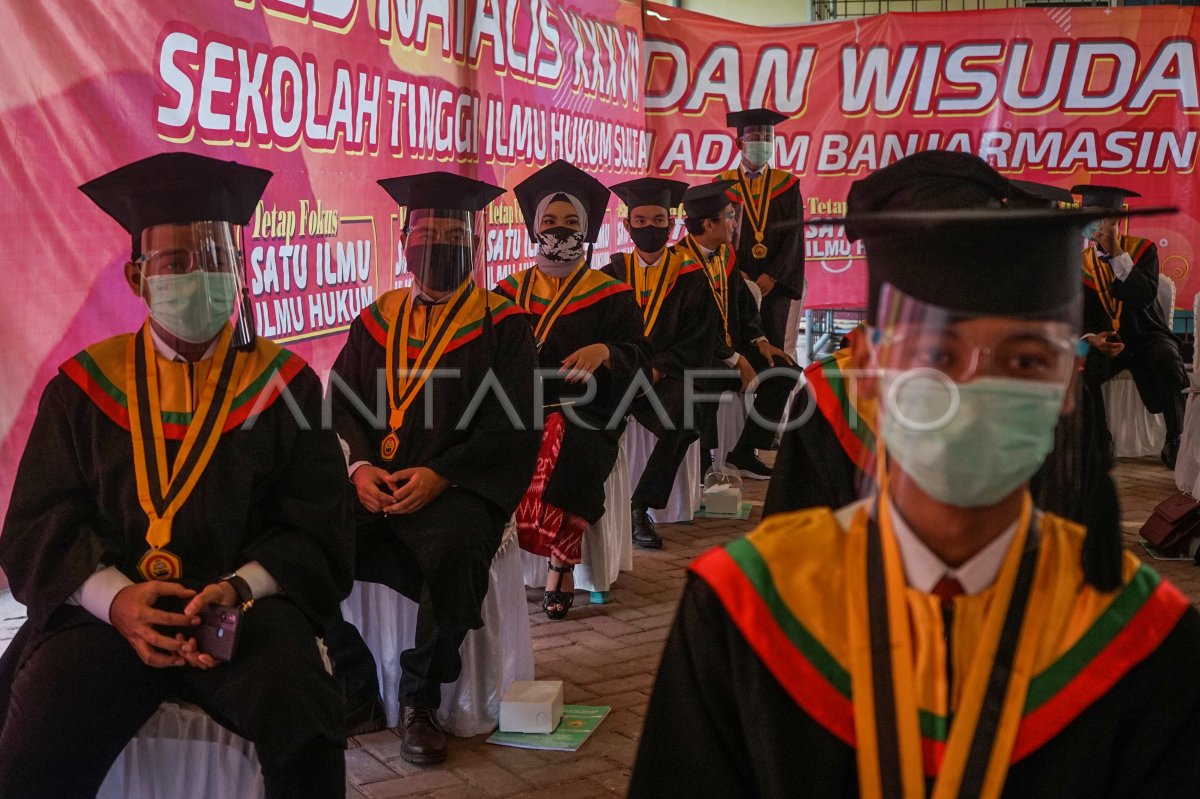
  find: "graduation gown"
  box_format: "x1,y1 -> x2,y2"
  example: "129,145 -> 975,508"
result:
631,506 -> 1200,798
601,248 -> 718,435
329,287 -> 540,626
1082,236 -> 1186,415
718,167 -> 805,298
495,265 -> 649,523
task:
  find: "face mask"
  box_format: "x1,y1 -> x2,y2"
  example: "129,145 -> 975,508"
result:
742,141 -> 774,171
879,372 -> 1065,507
536,226 -> 586,263
144,272 -> 237,344
628,224 -> 671,254
406,242 -> 472,292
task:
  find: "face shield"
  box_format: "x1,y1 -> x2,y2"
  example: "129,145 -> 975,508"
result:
741,124 -> 775,171
136,221 -> 250,346
868,281 -> 1080,507
405,208 -> 483,293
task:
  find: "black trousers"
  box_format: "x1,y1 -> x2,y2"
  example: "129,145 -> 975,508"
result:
1084,342 -> 1186,440
700,352 -> 802,453
0,600 -> 344,799
631,428 -> 700,511
758,289 -> 795,349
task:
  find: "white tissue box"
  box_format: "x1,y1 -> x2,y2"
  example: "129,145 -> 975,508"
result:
704,483 -> 741,515
499,680 -> 564,734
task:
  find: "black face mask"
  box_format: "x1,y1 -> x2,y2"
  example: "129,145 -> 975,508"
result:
628,223 -> 670,254
406,243 -> 472,291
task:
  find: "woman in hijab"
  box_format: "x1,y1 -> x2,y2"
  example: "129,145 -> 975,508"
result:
497,160 -> 649,619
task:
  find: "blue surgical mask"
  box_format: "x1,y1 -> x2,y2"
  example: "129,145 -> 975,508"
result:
144,272 -> 237,343
879,372 -> 1065,507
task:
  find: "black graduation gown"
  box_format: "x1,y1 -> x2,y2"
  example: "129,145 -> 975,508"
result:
494,267 -> 649,523
719,167 -> 806,298
764,389 -> 863,517
631,569 -> 1200,799
329,289 -> 540,627
1082,237 -> 1186,416
602,250 -> 718,435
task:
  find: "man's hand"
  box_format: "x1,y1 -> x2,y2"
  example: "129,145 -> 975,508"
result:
756,339 -> 796,367
1095,219 -> 1122,257
560,343 -> 610,384
384,467 -> 450,515
1086,331 -> 1125,358
736,356 -> 757,392
110,581 -> 198,668
175,581 -> 240,670
754,273 -> 776,297
651,367 -> 663,383
352,464 -> 401,513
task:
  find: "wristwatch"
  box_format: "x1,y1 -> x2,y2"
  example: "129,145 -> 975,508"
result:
218,573 -> 254,610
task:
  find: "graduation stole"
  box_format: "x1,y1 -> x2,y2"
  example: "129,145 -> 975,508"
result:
847,485 -> 1041,799
805,343 -> 877,480
379,281 -> 483,460
126,322 -> 248,581
719,167 -> 796,260
680,236 -> 732,347
1081,245 -> 1123,332
514,260 -> 593,348
621,250 -> 682,336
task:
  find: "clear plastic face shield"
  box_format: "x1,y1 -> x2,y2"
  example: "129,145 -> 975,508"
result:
740,124 -> 775,171
867,282 -> 1081,507
135,221 -> 251,346
404,208 -> 483,294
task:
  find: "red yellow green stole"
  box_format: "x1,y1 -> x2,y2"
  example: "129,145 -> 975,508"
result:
1081,236 -> 1152,332
717,167 -> 798,260
496,262 -> 630,348
614,249 -> 701,336
360,285 -> 523,353
678,236 -> 733,347
804,332 -> 876,480
692,500 -> 1191,796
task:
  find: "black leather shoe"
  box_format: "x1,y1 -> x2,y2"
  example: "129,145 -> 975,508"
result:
1163,436 -> 1181,470
343,694 -> 387,738
725,449 -> 773,480
632,509 -> 663,549
400,706 -> 447,765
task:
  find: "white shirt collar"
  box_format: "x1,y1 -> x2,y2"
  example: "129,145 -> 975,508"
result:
635,250 -> 667,269
148,323 -> 220,363
886,498 -> 1020,595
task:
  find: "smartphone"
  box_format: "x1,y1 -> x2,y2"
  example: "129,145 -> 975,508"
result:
195,604 -> 242,663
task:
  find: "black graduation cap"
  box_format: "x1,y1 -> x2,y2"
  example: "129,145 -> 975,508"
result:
1071,184 -> 1142,212
79,152 -> 271,257
377,172 -> 505,224
682,179 -> 738,219
610,177 -> 688,213
513,159 -> 610,243
726,108 -> 789,136
1008,179 -> 1075,208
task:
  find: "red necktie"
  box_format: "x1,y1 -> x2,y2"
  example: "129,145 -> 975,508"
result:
931,574 -> 966,606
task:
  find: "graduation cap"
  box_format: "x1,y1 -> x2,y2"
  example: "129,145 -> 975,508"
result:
610,177 -> 688,213
514,159 -> 610,243
378,172 -> 505,226
1008,179 -> 1075,208
682,179 -> 738,219
726,108 -> 789,136
1071,183 -> 1142,212
79,152 -> 272,258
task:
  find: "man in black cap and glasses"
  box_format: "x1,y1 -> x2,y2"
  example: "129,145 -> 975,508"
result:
0,152 -> 353,798
1073,183 -> 1187,468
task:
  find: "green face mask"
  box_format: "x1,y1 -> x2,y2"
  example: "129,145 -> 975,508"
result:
879,372 -> 1065,508
742,141 -> 773,171
144,272 -> 237,344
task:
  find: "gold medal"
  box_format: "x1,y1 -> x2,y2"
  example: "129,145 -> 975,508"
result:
138,547 -> 183,581
380,431 -> 400,461
752,242 -> 768,259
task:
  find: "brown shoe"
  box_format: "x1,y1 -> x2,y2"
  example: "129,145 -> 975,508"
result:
400,706 -> 447,765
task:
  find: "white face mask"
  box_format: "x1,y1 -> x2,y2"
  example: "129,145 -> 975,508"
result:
144,272 -> 237,343
879,371 -> 1065,507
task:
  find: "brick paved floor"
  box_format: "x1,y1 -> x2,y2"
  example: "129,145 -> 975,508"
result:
343,454 -> 1196,799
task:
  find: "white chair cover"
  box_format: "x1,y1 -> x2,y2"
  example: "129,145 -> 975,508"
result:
1192,289 -> 1200,375
98,701 -> 264,799
622,420 -> 700,523
340,523 -> 534,736
1156,274 -> 1176,329
1176,393 -> 1200,494
1103,371 -> 1166,458
711,394 -> 749,469
521,438 -> 632,593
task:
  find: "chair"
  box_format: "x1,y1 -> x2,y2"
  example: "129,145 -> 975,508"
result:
1101,275 -> 1174,458
521,437 -> 632,603
340,521 -> 534,736
622,419 -> 701,523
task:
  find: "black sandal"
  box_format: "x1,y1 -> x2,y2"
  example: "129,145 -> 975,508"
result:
542,562 -> 575,621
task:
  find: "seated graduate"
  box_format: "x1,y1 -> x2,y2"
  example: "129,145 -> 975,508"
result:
0,153 -> 353,798
631,161 -> 1200,798
323,172 -> 540,765
495,160 -> 649,620
764,161 -> 1124,589
676,181 -> 799,484
1073,184 -> 1188,469
602,177 -> 718,550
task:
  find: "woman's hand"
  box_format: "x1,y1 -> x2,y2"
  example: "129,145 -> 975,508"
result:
560,343 -> 611,384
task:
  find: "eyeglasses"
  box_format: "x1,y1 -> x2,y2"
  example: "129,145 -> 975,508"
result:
881,329 -> 1076,383
136,248 -> 239,276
